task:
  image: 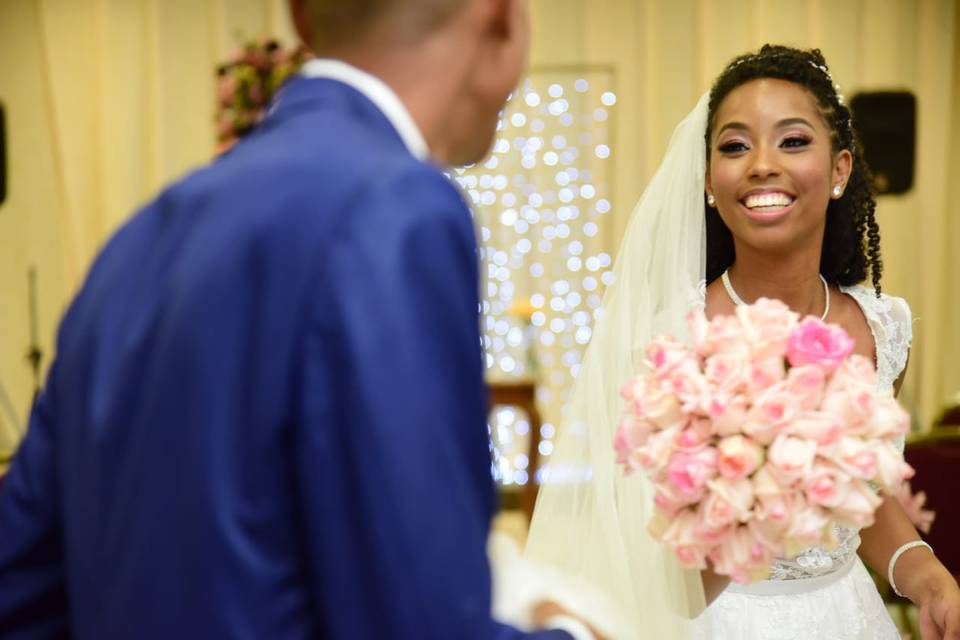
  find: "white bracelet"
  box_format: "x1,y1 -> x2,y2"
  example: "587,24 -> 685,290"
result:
888,540 -> 934,598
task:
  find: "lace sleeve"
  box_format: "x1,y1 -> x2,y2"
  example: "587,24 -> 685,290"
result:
885,295 -> 913,385
839,285 -> 912,391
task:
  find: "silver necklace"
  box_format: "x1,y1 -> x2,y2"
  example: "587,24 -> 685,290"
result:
721,269 -> 830,321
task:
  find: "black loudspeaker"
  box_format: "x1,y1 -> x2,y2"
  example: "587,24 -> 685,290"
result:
0,102 -> 6,206
849,91 -> 916,195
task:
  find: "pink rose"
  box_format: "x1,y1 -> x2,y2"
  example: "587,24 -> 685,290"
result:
784,506 -> 830,554
736,297 -> 798,361
821,386 -> 876,432
632,380 -> 684,429
787,410 -> 842,445
827,354 -> 878,394
687,308 -> 712,356
666,359 -> 712,415
894,482 -> 936,534
705,314 -> 749,355
635,424 -> 682,471
767,435 -> 818,484
694,479 -> 751,542
717,435 -> 764,480
863,395 -> 911,441
665,447 -> 718,503
748,518 -> 787,558
217,75 -> 239,106
248,83 -> 265,106
743,385 -> 799,444
823,437 -> 878,480
707,393 -> 750,437
620,377 -> 641,402
614,414 -> 654,471
707,477 -> 755,522
698,491 -> 739,530
785,365 -> 827,411
705,351 -> 749,394
802,463 -> 851,508
745,357 -> 787,396
785,317 -> 856,373
709,524 -> 774,583
653,480 -> 691,517
872,443 -> 914,490
614,427 -> 632,467
217,113 -> 237,137
752,465 -> 798,523
657,509 -> 711,570
676,418 -> 712,451
646,336 -> 693,378
831,478 -> 883,528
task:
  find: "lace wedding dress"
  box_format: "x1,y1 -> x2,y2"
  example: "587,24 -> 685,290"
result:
692,284 -> 913,640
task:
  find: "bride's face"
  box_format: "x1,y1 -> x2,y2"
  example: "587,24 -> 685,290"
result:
706,78 -> 851,256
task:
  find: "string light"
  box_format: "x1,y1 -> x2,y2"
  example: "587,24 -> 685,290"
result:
453,73 -> 617,486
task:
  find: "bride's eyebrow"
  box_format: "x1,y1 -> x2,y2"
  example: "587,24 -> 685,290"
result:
716,121 -> 750,137
776,117 -> 815,129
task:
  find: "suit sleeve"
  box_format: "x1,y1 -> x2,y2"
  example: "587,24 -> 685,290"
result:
294,164 -> 572,639
0,368 -> 69,638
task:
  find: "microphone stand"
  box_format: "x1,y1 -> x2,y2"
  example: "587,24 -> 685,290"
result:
0,268 -> 42,467
25,266 -> 43,402
0,268 -> 41,469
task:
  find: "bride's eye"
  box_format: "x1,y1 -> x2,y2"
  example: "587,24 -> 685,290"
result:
718,141 -> 748,154
781,136 -> 811,149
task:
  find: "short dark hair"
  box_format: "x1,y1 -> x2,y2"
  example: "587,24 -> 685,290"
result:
302,0 -> 468,52
704,44 -> 883,295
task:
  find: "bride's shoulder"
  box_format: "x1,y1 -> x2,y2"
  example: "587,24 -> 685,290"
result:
838,283 -> 912,324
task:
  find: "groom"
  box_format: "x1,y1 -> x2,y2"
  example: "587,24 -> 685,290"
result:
0,0 -> 601,638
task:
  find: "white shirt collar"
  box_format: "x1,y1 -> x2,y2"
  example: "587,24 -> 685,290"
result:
300,58 -> 429,161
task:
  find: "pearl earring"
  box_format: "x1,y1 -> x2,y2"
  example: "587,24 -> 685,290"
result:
832,185 -> 843,198
707,194 -> 716,206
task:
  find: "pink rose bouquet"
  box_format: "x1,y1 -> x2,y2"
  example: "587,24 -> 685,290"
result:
616,298 -> 914,583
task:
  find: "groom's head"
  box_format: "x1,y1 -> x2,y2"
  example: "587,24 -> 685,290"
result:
290,0 -> 530,165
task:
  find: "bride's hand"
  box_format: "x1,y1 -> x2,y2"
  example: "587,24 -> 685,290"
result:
701,561 -> 731,606
917,572 -> 960,640
531,600 -> 609,640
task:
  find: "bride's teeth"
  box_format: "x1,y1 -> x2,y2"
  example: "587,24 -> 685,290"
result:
745,193 -> 792,209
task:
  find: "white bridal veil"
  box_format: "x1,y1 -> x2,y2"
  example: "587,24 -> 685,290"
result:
523,93 -> 712,639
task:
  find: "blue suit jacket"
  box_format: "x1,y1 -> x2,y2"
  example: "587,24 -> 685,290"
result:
0,77 -> 571,640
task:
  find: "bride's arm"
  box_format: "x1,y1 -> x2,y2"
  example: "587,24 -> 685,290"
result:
857,497 -> 959,637
858,359 -> 960,638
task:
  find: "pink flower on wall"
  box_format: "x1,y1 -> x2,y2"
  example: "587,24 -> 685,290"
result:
214,39 -> 314,154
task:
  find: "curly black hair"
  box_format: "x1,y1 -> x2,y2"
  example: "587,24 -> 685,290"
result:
704,44 -> 883,295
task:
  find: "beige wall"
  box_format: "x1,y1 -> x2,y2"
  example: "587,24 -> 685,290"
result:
0,0 -> 957,459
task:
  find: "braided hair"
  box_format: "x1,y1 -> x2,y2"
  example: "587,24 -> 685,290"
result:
704,44 -> 882,295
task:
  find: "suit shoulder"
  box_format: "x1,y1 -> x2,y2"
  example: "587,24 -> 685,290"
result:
336,162 -> 474,253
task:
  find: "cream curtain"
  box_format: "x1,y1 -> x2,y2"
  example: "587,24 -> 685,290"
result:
0,0 -> 957,463
0,0 -> 297,460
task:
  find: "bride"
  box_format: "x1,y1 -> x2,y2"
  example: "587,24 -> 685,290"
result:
524,45 -> 960,639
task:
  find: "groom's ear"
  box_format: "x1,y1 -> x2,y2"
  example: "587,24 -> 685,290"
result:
471,0 -> 529,95
288,0 -> 314,49
485,0 -> 523,40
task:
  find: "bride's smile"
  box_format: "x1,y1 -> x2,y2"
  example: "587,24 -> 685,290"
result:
738,188 -> 797,222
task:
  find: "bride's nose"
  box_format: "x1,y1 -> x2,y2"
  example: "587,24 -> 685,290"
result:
748,143 -> 781,180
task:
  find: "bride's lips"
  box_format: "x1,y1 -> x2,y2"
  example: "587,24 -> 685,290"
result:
738,190 -> 796,223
